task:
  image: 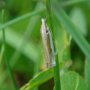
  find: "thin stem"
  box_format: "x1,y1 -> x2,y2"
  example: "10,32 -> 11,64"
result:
1,9 -> 18,90
45,0 -> 61,90
61,0 -> 88,7
0,44 -> 4,64
0,3 -> 45,30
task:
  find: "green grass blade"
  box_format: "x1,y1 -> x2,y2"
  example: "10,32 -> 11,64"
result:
0,44 -> 4,64
0,28 -> 40,87
19,58 -> 71,90
45,0 -> 61,90
85,59 -> 90,90
20,69 -> 53,90
52,2 -> 90,60
1,10 -> 18,90
0,29 -> 39,63
0,3 -> 45,30
61,0 -> 88,7
20,66 -> 80,90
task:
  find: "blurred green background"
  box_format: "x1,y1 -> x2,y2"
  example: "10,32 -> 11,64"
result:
0,0 -> 90,90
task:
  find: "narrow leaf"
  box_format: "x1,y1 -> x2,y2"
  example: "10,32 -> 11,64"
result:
20,69 -> 53,90
52,2 -> 90,60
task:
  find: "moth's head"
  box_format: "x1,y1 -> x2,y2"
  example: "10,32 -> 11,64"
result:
41,18 -> 46,25
41,18 -> 48,34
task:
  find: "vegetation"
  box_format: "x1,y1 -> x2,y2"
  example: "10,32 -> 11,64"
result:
0,0 -> 90,90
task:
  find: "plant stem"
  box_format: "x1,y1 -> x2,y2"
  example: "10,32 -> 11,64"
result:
1,9 -> 18,90
0,3 -> 45,31
45,0 -> 61,90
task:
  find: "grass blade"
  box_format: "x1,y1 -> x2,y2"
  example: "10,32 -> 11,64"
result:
61,0 -> 88,7
0,3 -> 45,30
52,2 -> 90,60
85,58 -> 90,90
20,69 -> 53,90
1,10 -> 18,90
45,0 -> 61,90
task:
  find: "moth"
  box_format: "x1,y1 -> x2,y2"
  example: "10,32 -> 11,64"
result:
41,18 -> 56,68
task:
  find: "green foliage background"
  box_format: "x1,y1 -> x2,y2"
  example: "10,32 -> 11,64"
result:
0,0 -> 90,90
